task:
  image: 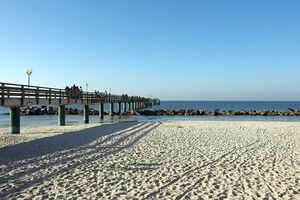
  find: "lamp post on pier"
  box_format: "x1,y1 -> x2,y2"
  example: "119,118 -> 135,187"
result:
26,68 -> 33,87
25,68 -> 33,106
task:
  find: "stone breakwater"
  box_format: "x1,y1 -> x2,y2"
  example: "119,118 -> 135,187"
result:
134,108 -> 300,116
2,107 -> 299,117
19,106 -> 102,116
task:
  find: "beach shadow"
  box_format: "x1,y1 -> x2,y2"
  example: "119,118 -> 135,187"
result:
0,121 -> 139,165
0,122 -> 161,199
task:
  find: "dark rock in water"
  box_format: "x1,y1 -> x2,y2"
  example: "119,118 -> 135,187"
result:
204,110 -> 211,115
288,108 -> 295,113
89,109 -> 99,115
48,106 -> 55,115
171,110 -> 177,115
212,109 -> 222,116
287,108 -> 296,116
259,110 -> 266,116
199,110 -> 205,115
190,110 -> 199,116
249,110 -> 257,115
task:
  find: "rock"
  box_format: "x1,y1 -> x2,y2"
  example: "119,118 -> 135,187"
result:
212,109 -> 222,116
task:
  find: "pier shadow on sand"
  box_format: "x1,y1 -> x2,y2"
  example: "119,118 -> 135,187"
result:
0,121 -> 139,165
0,121 -> 160,199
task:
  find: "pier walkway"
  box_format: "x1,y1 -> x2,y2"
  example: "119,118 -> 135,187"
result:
0,82 -> 157,134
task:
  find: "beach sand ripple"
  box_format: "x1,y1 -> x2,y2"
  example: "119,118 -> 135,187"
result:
0,121 -> 300,199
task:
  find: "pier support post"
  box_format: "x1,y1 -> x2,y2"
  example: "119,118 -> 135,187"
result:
123,102 -> 127,114
10,107 -> 20,134
99,103 -> 104,120
110,103 -> 114,116
83,105 -> 89,124
118,102 -> 122,115
128,102 -> 132,112
58,105 -> 65,126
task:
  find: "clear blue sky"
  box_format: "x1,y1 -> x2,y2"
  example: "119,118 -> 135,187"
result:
0,0 -> 299,101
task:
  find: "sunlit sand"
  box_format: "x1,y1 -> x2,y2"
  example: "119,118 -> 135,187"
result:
0,121 -> 300,199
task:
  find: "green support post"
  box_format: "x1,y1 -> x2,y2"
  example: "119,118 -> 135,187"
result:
99,103 -> 104,120
118,102 -> 122,115
110,103 -> 114,116
83,105 -> 89,124
128,102 -> 132,111
10,107 -> 20,134
123,102 -> 127,113
58,105 -> 65,126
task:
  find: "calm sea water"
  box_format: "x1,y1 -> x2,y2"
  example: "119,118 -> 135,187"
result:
0,101 -> 300,128
154,101 -> 300,111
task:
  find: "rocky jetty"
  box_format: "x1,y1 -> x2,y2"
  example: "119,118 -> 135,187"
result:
20,106 -> 104,116
16,107 -> 300,117
134,108 -> 300,116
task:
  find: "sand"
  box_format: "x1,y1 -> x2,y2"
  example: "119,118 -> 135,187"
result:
0,121 -> 300,199
0,123 -> 101,148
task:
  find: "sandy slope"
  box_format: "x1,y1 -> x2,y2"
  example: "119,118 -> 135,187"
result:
0,121 -> 300,199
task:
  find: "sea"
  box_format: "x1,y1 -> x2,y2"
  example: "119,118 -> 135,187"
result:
1,101 -> 300,128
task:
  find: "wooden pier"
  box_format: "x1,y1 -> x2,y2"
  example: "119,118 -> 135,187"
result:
0,82 -> 157,134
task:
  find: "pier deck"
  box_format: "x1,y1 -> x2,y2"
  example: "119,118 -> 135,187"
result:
0,82 -> 157,134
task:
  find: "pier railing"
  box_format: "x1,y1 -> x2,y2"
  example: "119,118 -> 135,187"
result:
0,81 -> 158,134
0,82 -> 150,107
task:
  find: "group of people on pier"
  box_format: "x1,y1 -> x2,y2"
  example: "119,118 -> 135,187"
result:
65,84 -> 133,102
65,84 -> 83,100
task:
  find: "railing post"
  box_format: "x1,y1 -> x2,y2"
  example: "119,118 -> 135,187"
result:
59,89 -> 62,104
21,85 -> 25,106
75,90 -> 78,104
67,91 -> 70,104
83,105 -> 89,124
58,105 -> 65,126
1,83 -> 4,106
36,87 -> 39,105
49,88 -> 52,104
10,107 -> 20,134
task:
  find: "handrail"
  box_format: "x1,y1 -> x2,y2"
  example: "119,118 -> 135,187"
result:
0,82 -> 155,106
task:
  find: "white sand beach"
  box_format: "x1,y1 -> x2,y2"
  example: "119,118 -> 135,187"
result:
0,121 -> 300,199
